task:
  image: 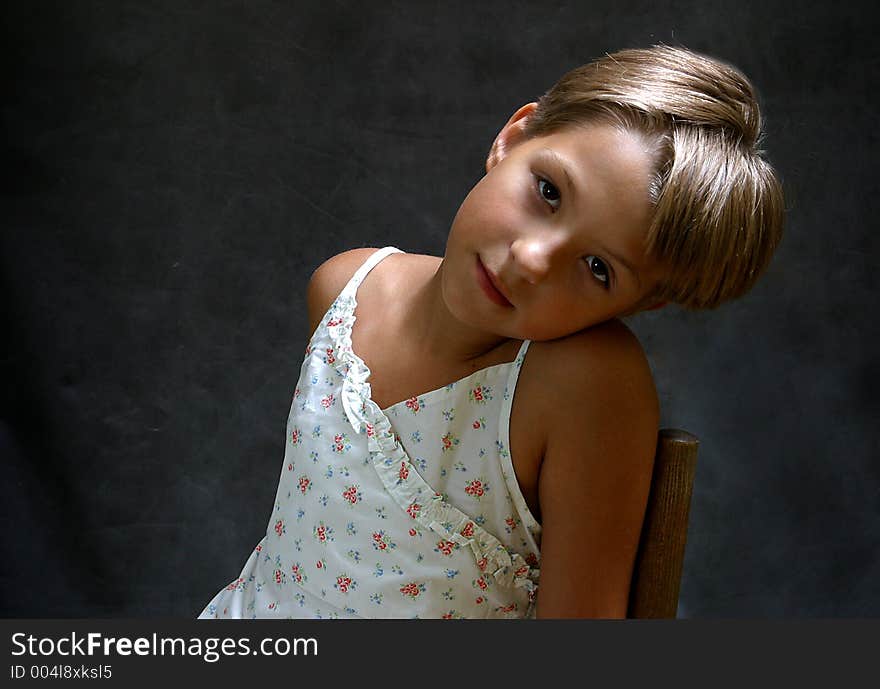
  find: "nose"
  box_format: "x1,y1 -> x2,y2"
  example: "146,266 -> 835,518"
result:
509,232 -> 568,284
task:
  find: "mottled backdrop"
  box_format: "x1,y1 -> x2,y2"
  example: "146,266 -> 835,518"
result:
2,0 -> 877,616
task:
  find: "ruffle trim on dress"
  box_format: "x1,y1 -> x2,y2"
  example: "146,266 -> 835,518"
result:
323,286 -> 540,599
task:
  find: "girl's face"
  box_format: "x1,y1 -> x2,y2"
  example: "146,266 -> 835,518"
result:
441,111 -> 666,342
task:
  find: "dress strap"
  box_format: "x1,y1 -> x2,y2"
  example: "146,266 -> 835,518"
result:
514,338 -> 531,363
497,338 -> 541,552
339,246 -> 404,300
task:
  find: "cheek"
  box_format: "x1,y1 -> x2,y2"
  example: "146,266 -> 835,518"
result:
450,175 -> 523,243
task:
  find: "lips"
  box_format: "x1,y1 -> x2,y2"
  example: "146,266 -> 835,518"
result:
476,256 -> 513,308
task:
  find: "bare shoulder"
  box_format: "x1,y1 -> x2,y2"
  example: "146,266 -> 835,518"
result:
306,247 -> 382,334
529,319 -> 659,618
529,318 -> 659,424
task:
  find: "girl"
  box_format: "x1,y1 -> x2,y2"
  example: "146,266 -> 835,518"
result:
198,45 -> 784,619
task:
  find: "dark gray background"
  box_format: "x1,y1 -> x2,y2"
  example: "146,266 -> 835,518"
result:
2,0 -> 877,617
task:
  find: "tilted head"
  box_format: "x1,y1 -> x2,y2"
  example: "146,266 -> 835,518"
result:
521,45 -> 785,310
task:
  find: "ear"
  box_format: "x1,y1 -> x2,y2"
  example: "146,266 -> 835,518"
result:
485,102 -> 538,172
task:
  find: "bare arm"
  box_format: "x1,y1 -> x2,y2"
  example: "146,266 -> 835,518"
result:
534,321 -> 659,618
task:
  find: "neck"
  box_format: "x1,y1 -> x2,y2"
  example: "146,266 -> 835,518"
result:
395,256 -> 514,365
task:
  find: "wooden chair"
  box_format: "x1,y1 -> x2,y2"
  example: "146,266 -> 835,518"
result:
627,428 -> 700,618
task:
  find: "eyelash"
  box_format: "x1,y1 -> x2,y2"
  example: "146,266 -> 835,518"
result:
585,255 -> 611,289
535,176 -> 561,211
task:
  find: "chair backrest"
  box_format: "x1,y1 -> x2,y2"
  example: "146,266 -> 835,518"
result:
627,428 -> 699,618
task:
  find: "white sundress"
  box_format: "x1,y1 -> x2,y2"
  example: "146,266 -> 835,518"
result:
198,246 -> 542,619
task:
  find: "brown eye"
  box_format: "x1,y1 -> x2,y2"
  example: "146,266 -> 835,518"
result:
585,255 -> 609,286
537,178 -> 561,209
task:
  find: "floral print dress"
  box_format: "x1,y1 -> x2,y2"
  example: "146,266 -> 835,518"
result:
198,246 -> 542,619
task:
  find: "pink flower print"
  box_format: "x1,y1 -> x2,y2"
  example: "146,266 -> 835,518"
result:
473,420 -> 481,430
474,575 -> 489,591
460,522 -> 475,538
442,612 -> 454,620
372,531 -> 389,551
273,569 -> 285,585
255,544 -> 262,553
476,557 -> 488,571
331,432 -> 350,454
398,462 -> 409,482
274,519 -> 285,537
335,575 -> 354,594
290,428 -> 302,445
313,522 -> 333,544
225,577 -> 244,591
399,582 -> 426,598
525,553 -> 539,567
435,539 -> 456,556
475,596 -> 485,605
298,475 -> 311,495
325,347 -> 336,365
405,397 -> 421,413
468,385 -> 492,404
326,316 -> 343,327
342,485 -> 362,505
320,393 -> 335,409
464,479 -> 485,498
267,602 -> 276,610
441,432 -> 459,452
496,603 -> 518,614
514,564 -> 529,578
365,422 -> 374,438
304,344 -> 312,357
316,559 -> 325,570
294,386 -> 301,399
371,530 -> 396,551
291,563 -> 306,584
406,502 -> 421,519
287,462 -> 293,471
408,528 -> 418,537
505,516 -> 519,531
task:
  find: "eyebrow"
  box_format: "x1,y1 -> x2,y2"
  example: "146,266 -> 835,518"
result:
600,244 -> 642,290
538,148 -> 643,291
539,148 -> 575,198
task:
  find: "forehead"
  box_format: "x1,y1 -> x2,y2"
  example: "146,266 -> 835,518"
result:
532,123 -> 656,202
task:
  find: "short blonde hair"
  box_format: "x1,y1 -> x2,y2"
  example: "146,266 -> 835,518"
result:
523,45 -> 785,309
